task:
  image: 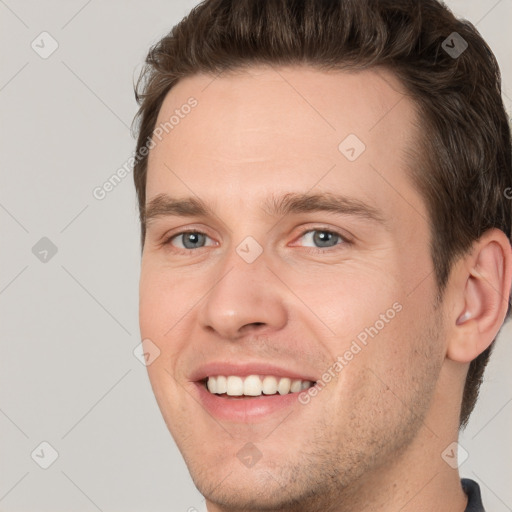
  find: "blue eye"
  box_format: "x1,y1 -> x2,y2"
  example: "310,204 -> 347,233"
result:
298,229 -> 343,249
168,231 -> 214,250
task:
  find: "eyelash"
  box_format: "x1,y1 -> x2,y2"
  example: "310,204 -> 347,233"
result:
162,227 -> 351,255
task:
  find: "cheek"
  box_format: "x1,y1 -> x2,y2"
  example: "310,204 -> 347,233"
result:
138,261 -> 188,338
138,266 -> 182,378
296,263 -> 403,344
327,303 -> 443,446
306,260 -> 438,394
139,262 -> 210,379
139,267 -> 194,429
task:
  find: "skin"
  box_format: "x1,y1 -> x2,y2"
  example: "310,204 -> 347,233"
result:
138,65 -> 512,511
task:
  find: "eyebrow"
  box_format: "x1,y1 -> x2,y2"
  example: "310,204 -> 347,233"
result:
144,191 -> 386,228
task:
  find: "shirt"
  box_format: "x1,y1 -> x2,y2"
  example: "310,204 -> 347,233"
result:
197,478 -> 485,511
462,478 -> 485,512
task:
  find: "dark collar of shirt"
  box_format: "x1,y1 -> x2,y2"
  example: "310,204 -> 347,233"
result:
462,478 -> 485,511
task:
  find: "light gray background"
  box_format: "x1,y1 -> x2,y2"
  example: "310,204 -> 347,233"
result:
0,1 -> 511,511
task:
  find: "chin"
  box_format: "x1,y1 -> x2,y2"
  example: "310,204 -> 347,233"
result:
192,469 -> 298,510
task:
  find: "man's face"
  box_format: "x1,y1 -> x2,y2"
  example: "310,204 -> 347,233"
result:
139,66 -> 447,509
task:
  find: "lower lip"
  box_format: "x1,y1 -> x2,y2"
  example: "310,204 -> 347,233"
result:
194,382 -> 305,422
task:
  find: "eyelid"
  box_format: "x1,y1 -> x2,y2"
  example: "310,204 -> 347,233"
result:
159,223 -> 215,243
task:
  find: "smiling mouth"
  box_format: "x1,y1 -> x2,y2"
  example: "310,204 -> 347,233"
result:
203,375 -> 315,398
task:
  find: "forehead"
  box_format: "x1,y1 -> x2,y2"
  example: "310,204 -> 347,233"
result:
145,65 -> 426,224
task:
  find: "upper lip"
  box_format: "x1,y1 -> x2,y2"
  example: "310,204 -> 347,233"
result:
189,361 -> 318,383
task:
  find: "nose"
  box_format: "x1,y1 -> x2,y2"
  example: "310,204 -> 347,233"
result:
197,249 -> 288,340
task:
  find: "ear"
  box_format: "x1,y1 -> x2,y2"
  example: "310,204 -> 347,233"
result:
446,229 -> 512,364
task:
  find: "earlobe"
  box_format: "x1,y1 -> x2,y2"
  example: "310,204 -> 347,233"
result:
446,229 -> 512,364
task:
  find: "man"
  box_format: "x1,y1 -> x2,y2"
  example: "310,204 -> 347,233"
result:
132,0 -> 512,510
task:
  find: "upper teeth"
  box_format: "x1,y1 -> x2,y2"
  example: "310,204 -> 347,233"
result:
206,375 -> 314,396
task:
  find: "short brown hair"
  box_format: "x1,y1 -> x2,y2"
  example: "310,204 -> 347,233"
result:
132,0 -> 512,429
